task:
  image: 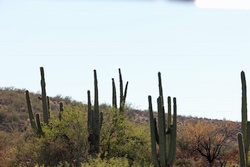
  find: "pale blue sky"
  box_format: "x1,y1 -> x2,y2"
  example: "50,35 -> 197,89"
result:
1,0 -> 250,121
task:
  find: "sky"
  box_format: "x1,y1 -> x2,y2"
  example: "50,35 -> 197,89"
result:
0,0 -> 250,121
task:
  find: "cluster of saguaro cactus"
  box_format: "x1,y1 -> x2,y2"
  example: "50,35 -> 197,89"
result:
112,68 -> 128,113
87,70 -> 103,155
148,72 -> 177,167
238,71 -> 250,167
26,67 -> 51,135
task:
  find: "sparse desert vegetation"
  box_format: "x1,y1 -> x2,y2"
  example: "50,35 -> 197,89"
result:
0,68 -> 247,166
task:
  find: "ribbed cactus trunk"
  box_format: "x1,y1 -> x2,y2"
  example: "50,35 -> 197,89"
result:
40,67 -> 49,124
148,72 -> 177,167
238,71 -> 250,166
238,133 -> 247,167
157,96 -> 166,166
93,70 -> 100,153
26,90 -> 37,132
168,97 -> 177,166
148,96 -> 160,167
241,71 -> 248,155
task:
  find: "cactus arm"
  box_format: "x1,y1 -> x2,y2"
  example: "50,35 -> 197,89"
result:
158,72 -> 163,99
112,78 -> 117,109
167,97 -> 177,166
87,90 -> 95,155
119,68 -> 123,100
87,90 -> 92,134
59,102 -> 63,121
172,97 -> 177,161
238,133 -> 247,167
47,96 -> 50,120
154,117 -> 159,145
123,81 -> 129,105
158,72 -> 164,105
40,67 -> 49,124
167,97 -> 172,126
35,113 -> 43,136
100,112 -> 103,131
148,96 -> 160,167
119,68 -> 124,111
157,96 -> 166,167
25,90 -> 37,132
166,96 -> 172,158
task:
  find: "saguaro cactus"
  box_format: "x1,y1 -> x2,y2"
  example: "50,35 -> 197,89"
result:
112,68 -> 128,112
238,71 -> 250,166
25,67 -> 52,135
148,72 -> 177,167
87,70 -> 103,155
40,67 -> 49,124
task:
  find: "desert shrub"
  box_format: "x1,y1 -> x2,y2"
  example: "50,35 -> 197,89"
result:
100,107 -> 152,166
8,100 -> 152,166
0,130 -> 22,167
12,104 -> 89,166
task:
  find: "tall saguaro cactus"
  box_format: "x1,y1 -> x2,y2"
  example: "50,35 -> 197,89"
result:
40,67 -> 49,124
25,67 -> 53,135
238,71 -> 250,166
148,72 -> 177,167
87,70 -> 103,155
112,68 -> 128,112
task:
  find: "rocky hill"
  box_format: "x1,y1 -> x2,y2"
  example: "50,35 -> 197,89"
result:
0,87 -> 241,133
0,87 -> 242,166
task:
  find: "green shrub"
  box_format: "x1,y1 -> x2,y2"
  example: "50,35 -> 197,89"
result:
100,107 -> 152,166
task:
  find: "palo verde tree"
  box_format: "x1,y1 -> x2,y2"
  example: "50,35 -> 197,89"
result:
178,120 -> 237,167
